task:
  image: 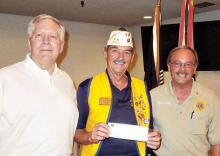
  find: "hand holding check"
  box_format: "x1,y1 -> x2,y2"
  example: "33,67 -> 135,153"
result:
89,122 -> 161,150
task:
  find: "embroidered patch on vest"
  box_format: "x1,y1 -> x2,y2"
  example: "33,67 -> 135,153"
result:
133,94 -> 150,126
99,97 -> 111,106
144,118 -> 150,124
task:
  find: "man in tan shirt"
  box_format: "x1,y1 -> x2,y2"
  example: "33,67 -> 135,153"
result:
151,46 -> 220,156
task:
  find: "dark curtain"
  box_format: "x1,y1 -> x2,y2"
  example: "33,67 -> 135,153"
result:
141,20 -> 220,74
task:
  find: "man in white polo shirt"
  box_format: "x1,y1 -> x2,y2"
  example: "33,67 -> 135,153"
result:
0,14 -> 78,156
151,46 -> 220,155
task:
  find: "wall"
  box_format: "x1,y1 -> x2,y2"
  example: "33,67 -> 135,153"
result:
0,11 -> 219,97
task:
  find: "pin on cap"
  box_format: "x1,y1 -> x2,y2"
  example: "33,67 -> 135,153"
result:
106,30 -> 133,48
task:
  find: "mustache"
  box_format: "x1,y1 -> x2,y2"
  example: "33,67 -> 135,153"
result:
113,59 -> 127,64
177,70 -> 189,75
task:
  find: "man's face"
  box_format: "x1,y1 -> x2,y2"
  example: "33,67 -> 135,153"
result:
28,19 -> 64,69
103,45 -> 134,76
168,49 -> 197,86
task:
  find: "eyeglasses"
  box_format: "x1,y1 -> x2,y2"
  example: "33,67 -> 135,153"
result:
170,61 -> 195,68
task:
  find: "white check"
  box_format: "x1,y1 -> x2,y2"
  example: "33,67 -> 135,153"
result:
108,122 -> 149,142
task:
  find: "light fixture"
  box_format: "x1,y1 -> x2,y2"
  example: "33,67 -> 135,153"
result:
143,16 -> 152,19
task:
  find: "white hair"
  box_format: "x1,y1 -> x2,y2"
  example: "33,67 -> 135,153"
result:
27,14 -> 65,41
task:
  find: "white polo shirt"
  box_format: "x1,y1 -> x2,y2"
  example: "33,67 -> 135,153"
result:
151,79 -> 220,156
0,54 -> 79,156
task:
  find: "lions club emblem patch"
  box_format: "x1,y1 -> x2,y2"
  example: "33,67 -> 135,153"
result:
196,102 -> 205,110
193,98 -> 208,112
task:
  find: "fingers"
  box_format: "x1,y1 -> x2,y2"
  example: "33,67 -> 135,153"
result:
90,122 -> 111,144
147,131 -> 161,150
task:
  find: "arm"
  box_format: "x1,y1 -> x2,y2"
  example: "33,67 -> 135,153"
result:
73,142 -> 79,156
74,122 -> 110,145
145,83 -> 161,149
211,144 -> 220,156
208,93 -> 220,155
147,128 -> 161,150
74,79 -> 110,145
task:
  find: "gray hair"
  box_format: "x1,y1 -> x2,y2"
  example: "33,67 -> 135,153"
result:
166,46 -> 199,66
27,14 -> 65,41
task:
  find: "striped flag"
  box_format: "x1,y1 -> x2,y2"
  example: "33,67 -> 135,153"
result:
153,0 -> 164,86
144,0 -> 164,90
179,0 -> 194,48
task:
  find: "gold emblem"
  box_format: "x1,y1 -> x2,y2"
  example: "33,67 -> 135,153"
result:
196,102 -> 205,110
193,98 -> 208,112
99,97 -> 111,106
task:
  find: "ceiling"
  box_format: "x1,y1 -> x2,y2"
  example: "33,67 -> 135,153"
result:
0,0 -> 219,27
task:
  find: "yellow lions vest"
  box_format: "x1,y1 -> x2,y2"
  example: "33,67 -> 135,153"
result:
79,72 -> 150,156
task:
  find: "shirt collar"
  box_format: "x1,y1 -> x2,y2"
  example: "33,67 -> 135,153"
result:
24,53 -> 61,77
105,69 -> 131,90
165,78 -> 200,98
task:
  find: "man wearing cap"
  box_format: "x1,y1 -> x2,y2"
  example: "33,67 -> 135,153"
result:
74,29 -> 161,156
